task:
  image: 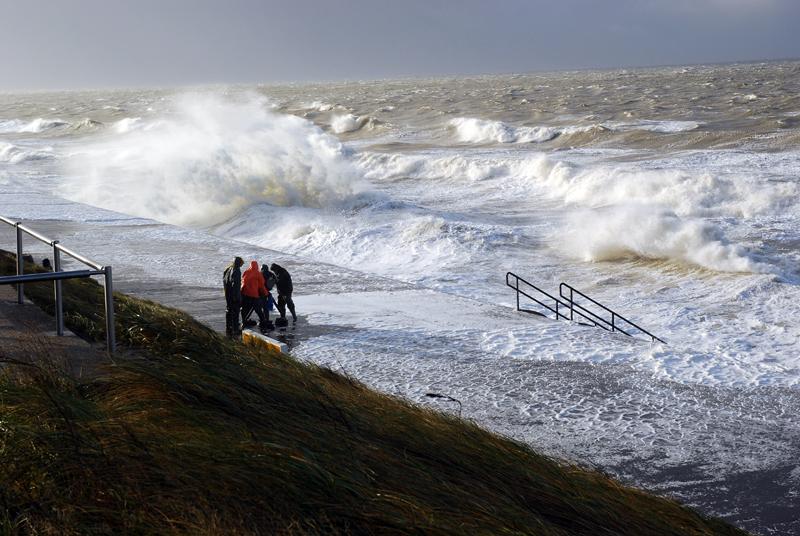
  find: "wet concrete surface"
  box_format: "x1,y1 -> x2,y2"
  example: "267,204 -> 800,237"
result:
0,284 -> 111,377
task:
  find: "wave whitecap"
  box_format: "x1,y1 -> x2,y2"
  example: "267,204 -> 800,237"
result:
563,206 -> 767,273
0,141 -> 54,164
64,94 -> 364,226
0,118 -> 70,134
519,155 -> 795,219
331,113 -> 369,134
447,117 -> 700,145
215,204 -> 509,283
607,120 -> 701,133
449,117 -> 558,144
357,151 -> 791,273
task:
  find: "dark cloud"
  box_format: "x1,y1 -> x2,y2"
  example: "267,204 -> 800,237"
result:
0,0 -> 797,90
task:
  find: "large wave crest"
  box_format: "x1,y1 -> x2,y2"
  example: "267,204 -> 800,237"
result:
64,94 -> 364,226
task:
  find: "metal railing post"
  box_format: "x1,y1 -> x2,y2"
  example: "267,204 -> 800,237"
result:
53,241 -> 64,336
569,287 -> 574,321
515,278 -> 520,311
15,224 -> 23,304
103,266 -> 116,354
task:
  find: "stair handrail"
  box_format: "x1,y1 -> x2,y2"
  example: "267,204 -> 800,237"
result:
559,282 -> 665,344
506,272 -> 605,328
0,215 -> 116,354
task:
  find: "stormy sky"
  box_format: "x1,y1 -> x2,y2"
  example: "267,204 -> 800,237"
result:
1,0 -> 798,90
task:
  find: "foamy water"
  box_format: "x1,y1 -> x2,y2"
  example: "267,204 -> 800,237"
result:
1,63 -> 799,389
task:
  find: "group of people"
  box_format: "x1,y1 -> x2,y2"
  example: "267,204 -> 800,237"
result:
223,257 -> 297,337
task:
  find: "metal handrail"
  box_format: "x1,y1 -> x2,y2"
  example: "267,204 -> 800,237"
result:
559,282 -> 665,344
505,272 -> 604,328
1,270 -> 104,283
506,271 -> 665,344
0,216 -> 116,353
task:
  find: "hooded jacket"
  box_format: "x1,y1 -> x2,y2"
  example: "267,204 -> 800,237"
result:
261,266 -> 276,291
241,261 -> 268,299
269,263 -> 293,295
223,262 -> 242,304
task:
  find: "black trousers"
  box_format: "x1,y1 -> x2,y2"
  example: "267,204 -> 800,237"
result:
242,295 -> 267,326
225,300 -> 241,335
277,292 -> 296,320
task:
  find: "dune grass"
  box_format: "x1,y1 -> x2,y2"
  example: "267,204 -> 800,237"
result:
0,251 -> 748,535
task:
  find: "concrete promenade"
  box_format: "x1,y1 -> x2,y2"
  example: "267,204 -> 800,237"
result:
0,284 -> 109,377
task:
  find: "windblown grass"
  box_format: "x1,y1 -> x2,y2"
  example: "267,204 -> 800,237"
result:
0,251 -> 748,535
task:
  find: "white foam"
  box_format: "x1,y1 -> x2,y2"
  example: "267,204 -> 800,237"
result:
449,117 -> 558,144
302,100 -> 334,112
113,117 -> 142,133
563,206 -> 767,273
331,113 -> 366,134
608,120 -> 701,133
75,118 -> 103,130
18,118 -> 69,133
64,94 -> 365,226
356,150 -> 793,273
0,120 -> 24,133
214,204 -> 508,286
0,141 -> 54,164
359,150 -> 796,221
518,154 -> 796,219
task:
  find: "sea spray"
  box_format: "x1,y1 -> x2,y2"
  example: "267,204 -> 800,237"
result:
63,94 -> 364,226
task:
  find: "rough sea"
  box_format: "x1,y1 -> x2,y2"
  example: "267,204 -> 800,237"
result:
1,61 -> 799,534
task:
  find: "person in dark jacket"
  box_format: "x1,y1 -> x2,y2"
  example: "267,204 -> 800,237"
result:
223,256 -> 244,337
270,263 -> 297,323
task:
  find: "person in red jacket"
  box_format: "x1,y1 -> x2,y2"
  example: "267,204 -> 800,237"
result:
241,260 -> 272,332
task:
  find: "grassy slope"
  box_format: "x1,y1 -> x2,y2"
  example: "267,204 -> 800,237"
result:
0,252 -> 748,535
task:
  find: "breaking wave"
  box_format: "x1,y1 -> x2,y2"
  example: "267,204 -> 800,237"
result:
0,141 -> 54,164
301,101 -> 335,112
447,117 -> 701,145
0,118 -> 69,134
215,204 -> 511,283
113,117 -> 143,133
331,113 -> 369,134
64,94 -> 364,226
356,151 -> 792,273
607,120 -> 701,133
449,117 -> 558,144
358,151 -> 796,219
516,155 -> 796,219
563,206 -> 767,273
0,117 -> 108,134
75,118 -> 103,130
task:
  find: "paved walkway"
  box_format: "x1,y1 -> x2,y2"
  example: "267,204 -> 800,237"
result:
0,285 -> 109,377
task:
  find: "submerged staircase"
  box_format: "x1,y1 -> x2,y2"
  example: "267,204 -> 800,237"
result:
506,272 -> 665,344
